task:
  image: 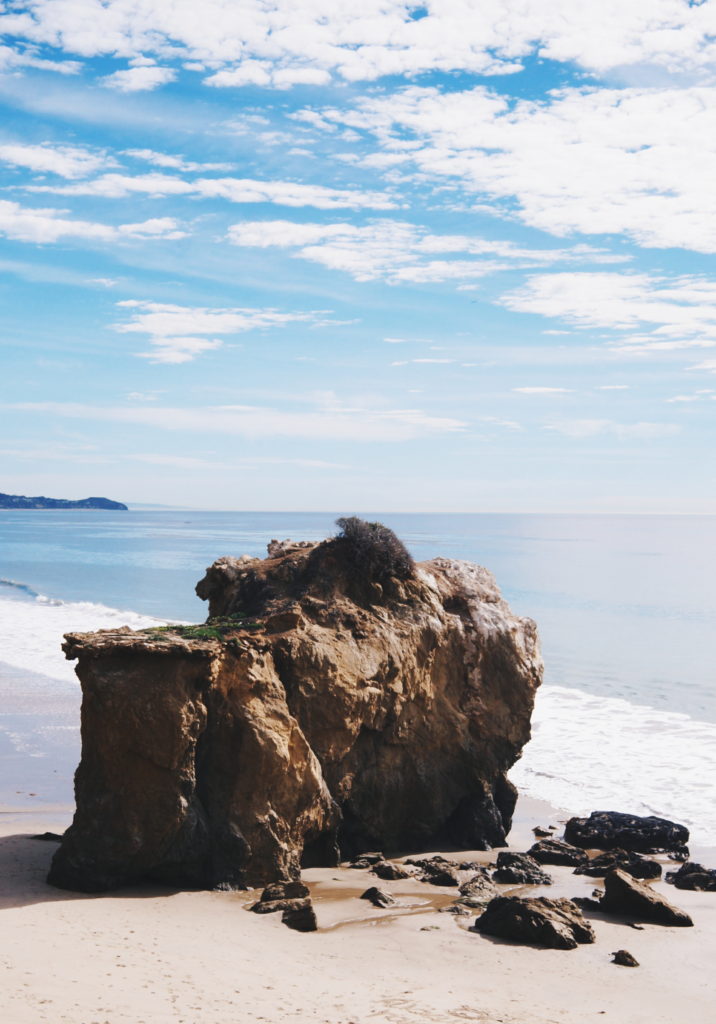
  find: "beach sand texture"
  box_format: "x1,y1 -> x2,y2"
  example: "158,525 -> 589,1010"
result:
1,801 -> 714,1024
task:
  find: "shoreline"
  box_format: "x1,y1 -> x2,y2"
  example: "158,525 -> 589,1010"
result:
1,794 -> 714,1024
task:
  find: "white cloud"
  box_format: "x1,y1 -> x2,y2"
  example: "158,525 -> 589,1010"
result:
124,149 -> 234,173
0,142 -> 111,179
113,300 -> 344,363
228,218 -> 625,285
546,420 -> 681,439
9,399 -> 466,442
596,385 -> 630,390
501,272 -> 716,354
0,199 -> 185,244
102,66 -> 176,93
513,387 -> 572,394
27,173 -> 397,210
688,359 -> 716,373
0,43 -> 81,75
312,82 -> 716,252
4,2 -> 716,86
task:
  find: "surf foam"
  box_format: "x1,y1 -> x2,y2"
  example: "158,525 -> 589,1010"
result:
511,684 -> 716,847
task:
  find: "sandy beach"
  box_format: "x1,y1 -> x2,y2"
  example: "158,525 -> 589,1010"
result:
2,793 -> 714,1024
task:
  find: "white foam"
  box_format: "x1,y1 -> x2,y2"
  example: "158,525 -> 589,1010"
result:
0,593 -> 170,686
510,684 -> 716,847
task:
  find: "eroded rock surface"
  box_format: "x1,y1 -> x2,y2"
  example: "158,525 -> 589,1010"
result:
475,896 -> 595,949
49,535 -> 541,892
574,849 -> 661,880
528,838 -> 588,867
600,868 -> 693,926
665,862 -> 716,892
493,851 -> 553,886
565,811 -> 689,854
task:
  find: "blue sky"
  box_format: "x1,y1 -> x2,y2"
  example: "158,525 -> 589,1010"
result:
1,0 -> 715,512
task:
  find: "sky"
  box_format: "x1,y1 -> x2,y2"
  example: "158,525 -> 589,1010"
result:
1,0 -> 715,513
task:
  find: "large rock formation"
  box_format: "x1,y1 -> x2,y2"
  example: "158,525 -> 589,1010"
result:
48,533 -> 542,892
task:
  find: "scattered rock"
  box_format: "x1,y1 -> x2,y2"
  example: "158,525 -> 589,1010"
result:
532,826 -> 552,838
528,838 -> 588,867
665,862 -> 716,891
260,880 -> 310,902
564,811 -> 689,854
600,868 -> 693,926
354,851 -> 384,865
282,900 -> 317,932
371,860 -> 411,880
459,871 -> 499,904
611,949 -> 639,967
493,852 -> 553,885
574,849 -> 661,880
439,904 -> 471,916
408,856 -> 461,886
457,861 -> 482,872
360,886 -> 396,908
475,896 -> 595,949
420,925 -> 440,931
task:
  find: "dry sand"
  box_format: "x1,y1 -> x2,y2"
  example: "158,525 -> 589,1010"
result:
2,797 -> 715,1024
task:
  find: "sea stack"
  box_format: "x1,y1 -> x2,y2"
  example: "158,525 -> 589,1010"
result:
49,525 -> 543,892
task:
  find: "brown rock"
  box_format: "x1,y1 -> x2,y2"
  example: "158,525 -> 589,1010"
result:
371,860 -> 411,880
360,886 -> 395,908
528,838 -> 588,867
493,851 -> 553,885
575,849 -> 661,879
600,868 -> 693,926
612,949 -> 639,967
475,896 -> 595,949
281,900 -> 317,932
48,532 -> 541,893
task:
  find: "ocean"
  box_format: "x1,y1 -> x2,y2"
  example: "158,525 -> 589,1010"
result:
1,510 -> 715,845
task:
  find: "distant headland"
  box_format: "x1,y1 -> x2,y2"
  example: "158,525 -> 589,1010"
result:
0,492 -> 128,511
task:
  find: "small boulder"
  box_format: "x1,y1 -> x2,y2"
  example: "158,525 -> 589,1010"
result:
410,857 -> 461,886
459,871 -> 499,904
360,886 -> 396,908
600,868 -> 693,926
665,862 -> 716,892
528,838 -> 588,867
612,949 -> 639,967
282,900 -> 317,932
260,880 -> 309,902
371,860 -> 411,881
565,811 -> 689,853
475,896 -> 595,949
355,851 -> 384,864
493,852 -> 553,885
574,849 -> 661,880
439,904 -> 471,916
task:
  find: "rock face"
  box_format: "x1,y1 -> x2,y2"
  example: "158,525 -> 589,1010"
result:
574,849 -> 661,880
565,811 -> 689,854
528,838 -> 588,867
492,851 -> 553,885
48,534 -> 542,892
600,868 -> 693,926
665,862 -> 716,891
475,896 -> 595,949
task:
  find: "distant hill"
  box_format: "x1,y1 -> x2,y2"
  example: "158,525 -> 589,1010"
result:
0,492 -> 128,511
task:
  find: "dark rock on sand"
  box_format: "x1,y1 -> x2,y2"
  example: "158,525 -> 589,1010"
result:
528,838 -> 588,867
459,870 -> 499,904
493,852 -> 553,885
665,862 -> 716,891
31,832 -> 63,842
371,860 -> 411,880
408,856 -> 461,886
475,896 -> 595,949
612,949 -> 639,967
260,880 -> 310,902
360,886 -> 395,908
49,529 -> 542,893
282,900 -> 317,932
439,904 -> 471,916
600,868 -> 693,926
574,849 -> 661,879
565,811 -> 689,853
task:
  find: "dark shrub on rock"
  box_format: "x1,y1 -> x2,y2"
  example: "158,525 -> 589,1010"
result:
600,868 -> 693,926
334,516 -> 415,583
528,838 -> 588,867
574,849 -> 661,880
565,811 -> 689,853
475,896 -> 595,949
493,852 -> 553,885
665,862 -> 716,891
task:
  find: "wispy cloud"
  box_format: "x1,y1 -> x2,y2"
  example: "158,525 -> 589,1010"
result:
0,200 -> 185,244
113,300 -> 346,364
9,400 -> 466,442
0,141 -> 112,179
228,219 -> 624,285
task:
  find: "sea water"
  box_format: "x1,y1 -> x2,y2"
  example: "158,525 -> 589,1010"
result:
1,510 -> 715,844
